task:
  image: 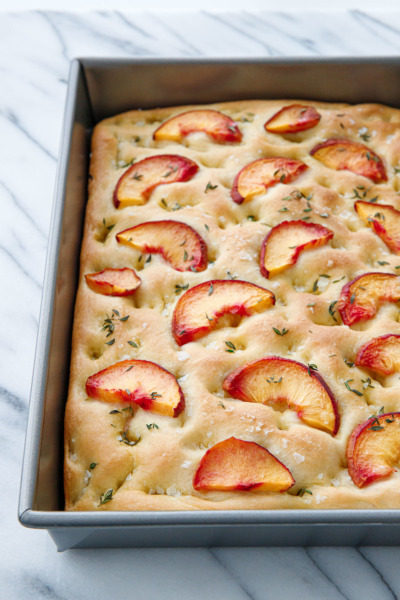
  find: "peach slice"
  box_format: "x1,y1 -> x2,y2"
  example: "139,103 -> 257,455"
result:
153,109 -> 242,144
264,104 -> 321,134
86,359 -> 184,417
231,157 -> 308,204
337,273 -> 400,327
223,357 -> 339,435
310,138 -> 387,183
116,220 -> 208,272
193,437 -> 294,492
347,413 -> 400,487
355,200 -> 400,254
113,154 -> 198,208
85,268 -> 141,296
355,334 -> 400,376
172,280 -> 275,346
260,220 -> 334,278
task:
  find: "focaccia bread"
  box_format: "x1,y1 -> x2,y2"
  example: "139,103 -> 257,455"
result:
64,99 -> 400,511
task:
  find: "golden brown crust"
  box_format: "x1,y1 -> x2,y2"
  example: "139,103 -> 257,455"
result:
65,99 -> 400,511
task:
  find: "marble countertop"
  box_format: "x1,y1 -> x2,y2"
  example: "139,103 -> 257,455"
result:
2,9 -> 400,599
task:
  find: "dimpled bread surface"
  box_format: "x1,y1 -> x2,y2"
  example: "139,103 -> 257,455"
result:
64,99 -> 400,511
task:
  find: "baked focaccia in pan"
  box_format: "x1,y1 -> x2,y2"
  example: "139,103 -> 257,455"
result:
64,100 -> 400,511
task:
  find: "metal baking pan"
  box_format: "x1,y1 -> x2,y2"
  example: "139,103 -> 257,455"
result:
19,57 -> 400,551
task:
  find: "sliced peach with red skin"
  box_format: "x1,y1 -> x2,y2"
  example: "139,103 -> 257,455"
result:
260,220 -> 334,278
223,357 -> 339,435
264,104 -> 321,134
113,154 -> 198,208
310,138 -> 387,183
347,413 -> 400,487
85,268 -> 141,296
116,220 -> 207,272
231,157 -> 308,204
193,437 -> 294,492
153,109 -> 242,144
172,280 -> 275,346
86,359 -> 184,417
355,200 -> 400,254
355,334 -> 400,376
337,273 -> 400,327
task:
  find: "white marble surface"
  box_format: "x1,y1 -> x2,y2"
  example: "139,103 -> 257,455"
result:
2,9 -> 400,599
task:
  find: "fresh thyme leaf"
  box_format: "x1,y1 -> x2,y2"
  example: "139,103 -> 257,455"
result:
319,213 -> 329,218
361,377 -> 374,389
247,215 -> 256,220
226,271 -> 237,280
297,488 -> 313,497
369,425 -> 384,431
161,198 -> 168,208
278,207 -> 289,212
377,261 -> 389,266
109,409 -> 122,414
90,462 -> 97,469
344,379 -> 363,396
122,406 -> 134,415
146,423 -> 159,430
119,431 -> 141,446
171,202 -> 182,211
179,240 -> 186,247
312,279 -> 319,293
266,375 -> 283,383
106,339 -> 115,346
205,224 -> 209,231
119,315 -> 130,322
150,391 -> 162,399
307,363 -> 318,376
112,309 -> 120,316
162,165 -> 178,178
132,172 -> 142,181
208,283 -> 214,296
99,489 -> 113,506
329,300 -> 338,322
225,341 -> 236,352
218,401 -> 226,409
350,293 -> 356,304
175,283 -> 189,295
183,250 -> 188,262
332,276 -> 345,284
359,132 -> 370,142
128,340 -> 139,348
307,303 -> 315,307
205,182 -> 218,193
273,327 -> 289,336
145,255 -> 152,263
319,274 -> 331,278
344,358 -> 355,368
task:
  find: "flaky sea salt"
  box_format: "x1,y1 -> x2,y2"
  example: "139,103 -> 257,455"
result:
181,460 -> 192,469
293,452 -> 305,464
166,485 -> 181,497
177,351 -> 190,361
83,470 -> 92,485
